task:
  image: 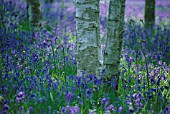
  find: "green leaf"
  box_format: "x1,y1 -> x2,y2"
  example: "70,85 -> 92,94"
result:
18,19 -> 33,31
50,92 -> 54,101
69,34 -> 76,44
45,25 -> 52,32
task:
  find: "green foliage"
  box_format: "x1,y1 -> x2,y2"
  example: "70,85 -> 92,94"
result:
18,19 -> 33,31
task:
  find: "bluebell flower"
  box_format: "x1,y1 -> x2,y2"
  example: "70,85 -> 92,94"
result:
72,105 -> 80,113
29,106 -> 34,112
16,92 -> 25,103
86,88 -> 92,98
118,106 -> 124,112
101,97 -> 109,107
62,105 -> 80,114
3,104 -> 9,110
129,106 -> 134,113
89,109 -> 95,114
106,104 -> 115,111
65,92 -> 74,102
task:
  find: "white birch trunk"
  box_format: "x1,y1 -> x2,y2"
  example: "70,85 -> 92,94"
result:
76,0 -> 101,76
104,0 -> 126,80
119,0 -> 126,58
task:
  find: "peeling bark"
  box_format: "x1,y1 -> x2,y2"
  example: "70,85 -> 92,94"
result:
76,0 -> 101,76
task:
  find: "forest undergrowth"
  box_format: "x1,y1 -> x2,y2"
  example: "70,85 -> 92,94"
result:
0,0 -> 170,113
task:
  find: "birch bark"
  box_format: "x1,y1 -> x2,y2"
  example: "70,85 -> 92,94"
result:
76,0 -> 101,76
104,0 -> 126,82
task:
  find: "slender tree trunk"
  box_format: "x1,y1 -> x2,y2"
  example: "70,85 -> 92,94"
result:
26,1 -> 29,20
76,0 -> 101,76
26,0 -> 42,26
45,0 -> 53,4
0,0 -> 5,27
144,0 -> 155,29
104,0 -> 126,89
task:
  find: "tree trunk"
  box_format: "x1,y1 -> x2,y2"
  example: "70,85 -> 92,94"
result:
76,0 -> 101,76
104,0 -> 126,88
144,0 -> 155,29
45,0 -> 53,4
26,0 -> 42,27
0,0 -> 5,27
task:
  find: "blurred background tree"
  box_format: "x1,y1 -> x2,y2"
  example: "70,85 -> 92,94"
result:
25,0 -> 42,27
144,0 -> 155,28
0,0 -> 5,28
45,0 -> 53,4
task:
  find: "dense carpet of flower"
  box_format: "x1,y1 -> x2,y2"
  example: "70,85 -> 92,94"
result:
0,0 -> 170,114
